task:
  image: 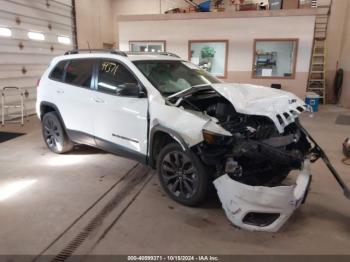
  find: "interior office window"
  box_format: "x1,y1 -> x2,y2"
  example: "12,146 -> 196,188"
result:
65,60 -> 94,88
129,41 -> 166,52
97,60 -> 138,96
253,39 -> 298,79
189,40 -> 228,78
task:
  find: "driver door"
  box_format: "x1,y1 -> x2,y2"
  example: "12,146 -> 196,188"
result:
92,59 -> 149,162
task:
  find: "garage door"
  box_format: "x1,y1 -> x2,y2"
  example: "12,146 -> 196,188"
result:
0,0 -> 75,121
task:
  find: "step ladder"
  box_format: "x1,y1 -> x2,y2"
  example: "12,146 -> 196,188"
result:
1,86 -> 28,126
308,39 -> 327,104
307,3 -> 331,105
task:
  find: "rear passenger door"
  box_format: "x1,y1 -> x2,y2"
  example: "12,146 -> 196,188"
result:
55,59 -> 96,145
92,59 -> 149,162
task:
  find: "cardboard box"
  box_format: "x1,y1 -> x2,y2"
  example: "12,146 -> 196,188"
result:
283,0 -> 300,9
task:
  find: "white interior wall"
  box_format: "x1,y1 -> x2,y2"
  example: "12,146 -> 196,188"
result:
119,16 -> 314,73
119,15 -> 315,98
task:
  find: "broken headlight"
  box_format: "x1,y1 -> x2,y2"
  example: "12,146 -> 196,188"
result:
202,121 -> 232,144
202,129 -> 228,144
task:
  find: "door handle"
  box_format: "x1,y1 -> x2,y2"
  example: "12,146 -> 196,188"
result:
56,89 -> 64,94
93,97 -> 105,103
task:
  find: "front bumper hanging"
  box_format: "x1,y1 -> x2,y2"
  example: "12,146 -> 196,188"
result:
214,123 -> 350,232
214,160 -> 312,232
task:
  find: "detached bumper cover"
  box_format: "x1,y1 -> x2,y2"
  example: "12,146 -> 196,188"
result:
213,160 -> 312,232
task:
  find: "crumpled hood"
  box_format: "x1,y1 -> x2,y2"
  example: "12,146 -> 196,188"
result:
211,83 -> 307,133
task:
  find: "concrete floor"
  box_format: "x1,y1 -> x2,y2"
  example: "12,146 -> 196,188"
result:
0,105 -> 350,257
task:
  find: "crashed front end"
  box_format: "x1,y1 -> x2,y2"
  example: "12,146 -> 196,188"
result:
169,84 -> 317,231
199,112 -> 313,232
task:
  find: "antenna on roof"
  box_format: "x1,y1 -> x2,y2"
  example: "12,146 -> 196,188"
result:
87,41 -> 91,53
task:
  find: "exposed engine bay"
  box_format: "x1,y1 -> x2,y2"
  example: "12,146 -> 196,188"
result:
167,85 -> 350,232
168,86 -> 311,186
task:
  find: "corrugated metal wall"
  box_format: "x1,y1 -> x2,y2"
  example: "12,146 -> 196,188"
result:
0,0 -> 74,121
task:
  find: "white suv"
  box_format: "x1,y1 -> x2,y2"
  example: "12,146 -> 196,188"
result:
36,50 -> 346,232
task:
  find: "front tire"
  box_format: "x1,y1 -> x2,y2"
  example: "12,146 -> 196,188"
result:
157,143 -> 209,206
42,112 -> 73,154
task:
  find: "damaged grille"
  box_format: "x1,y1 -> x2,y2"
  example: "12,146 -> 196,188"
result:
274,105 -> 307,132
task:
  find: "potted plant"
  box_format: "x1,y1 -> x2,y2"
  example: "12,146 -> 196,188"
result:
200,46 -> 215,72
201,46 -> 216,59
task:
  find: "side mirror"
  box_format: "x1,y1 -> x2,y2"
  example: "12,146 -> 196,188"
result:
138,86 -> 147,98
116,83 -> 142,97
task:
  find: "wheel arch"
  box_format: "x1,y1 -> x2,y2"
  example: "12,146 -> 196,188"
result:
40,102 -> 67,131
149,125 -> 190,168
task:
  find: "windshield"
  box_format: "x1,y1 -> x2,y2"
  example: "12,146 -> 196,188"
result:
133,60 -> 221,96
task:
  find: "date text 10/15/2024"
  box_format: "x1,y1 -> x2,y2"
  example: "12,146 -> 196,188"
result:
127,256 -> 220,261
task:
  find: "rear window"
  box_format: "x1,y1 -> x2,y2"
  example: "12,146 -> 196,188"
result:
50,61 -> 67,81
65,59 -> 94,88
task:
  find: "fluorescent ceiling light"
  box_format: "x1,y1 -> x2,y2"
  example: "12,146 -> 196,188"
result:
58,36 -> 71,45
28,31 -> 45,41
0,27 -> 12,37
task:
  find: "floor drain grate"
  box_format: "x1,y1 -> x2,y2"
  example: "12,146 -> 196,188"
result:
50,166 -> 151,262
335,114 -> 350,125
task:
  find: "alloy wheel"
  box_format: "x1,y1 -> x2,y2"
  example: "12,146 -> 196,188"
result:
161,151 -> 198,199
43,117 -> 62,151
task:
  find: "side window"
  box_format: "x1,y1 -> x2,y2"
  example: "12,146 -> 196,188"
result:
50,61 -> 67,81
97,60 -> 138,96
65,59 -> 94,88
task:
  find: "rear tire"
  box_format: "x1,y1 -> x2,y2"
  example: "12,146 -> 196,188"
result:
42,112 -> 74,154
157,143 -> 209,206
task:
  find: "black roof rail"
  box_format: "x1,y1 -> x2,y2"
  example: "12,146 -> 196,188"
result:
64,49 -> 128,57
160,52 -> 181,58
125,51 -> 181,58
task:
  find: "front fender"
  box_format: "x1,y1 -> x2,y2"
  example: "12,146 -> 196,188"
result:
149,124 -> 190,152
